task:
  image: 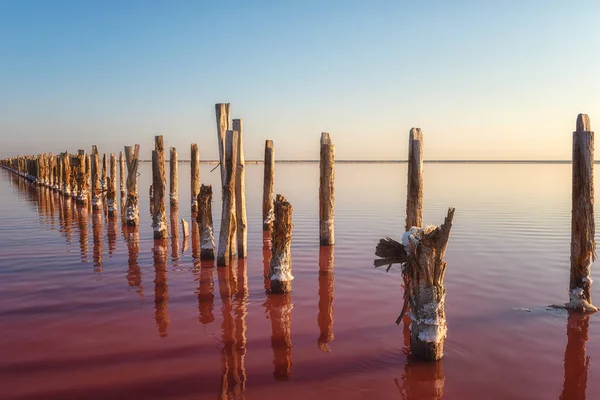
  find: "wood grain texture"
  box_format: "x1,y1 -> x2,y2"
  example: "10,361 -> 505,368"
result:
190,143 -> 200,213
319,132 -> 335,245
406,127 -> 423,231
233,119 -> 248,258
217,130 -> 238,266
152,136 -> 168,239
270,194 -> 294,293
124,144 -> 140,226
263,140 -> 275,231
169,147 -> 178,208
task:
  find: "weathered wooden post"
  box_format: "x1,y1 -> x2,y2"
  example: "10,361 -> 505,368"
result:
569,114 -> 597,312
91,146 -> 102,210
76,150 -> 89,205
217,130 -> 238,266
56,155 -> 62,191
198,184 -> 216,259
119,151 -> 126,197
169,147 -> 178,208
233,119 -> 247,258
107,153 -> 117,217
269,194 -> 294,293
374,208 -> 455,361
62,153 -> 71,197
319,133 -> 335,245
215,103 -> 231,186
101,153 -> 107,192
263,140 -> 275,231
191,143 -> 200,213
406,128 -> 424,231
124,144 -> 141,226
152,136 -> 168,239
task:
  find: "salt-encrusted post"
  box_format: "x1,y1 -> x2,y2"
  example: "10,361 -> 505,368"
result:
107,153 -> 117,217
406,128 -> 424,231
124,144 -> 141,226
263,140 -> 275,231
62,153 -> 71,197
319,133 -> 335,245
198,184 -> 216,259
101,153 -> 107,192
374,208 -> 455,361
169,147 -> 178,208
76,150 -> 89,205
215,103 -> 231,186
269,194 -> 293,293
152,136 -> 168,239
233,119 -> 247,257
569,114 -> 597,312
217,130 -> 238,266
91,146 -> 102,210
119,151 -> 126,197
191,143 -> 200,213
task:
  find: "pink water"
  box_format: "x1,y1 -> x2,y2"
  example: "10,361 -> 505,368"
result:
0,163 -> 599,399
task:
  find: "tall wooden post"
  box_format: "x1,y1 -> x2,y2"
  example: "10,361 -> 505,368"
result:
91,146 -> 102,210
152,136 -> 168,239
119,151 -> 126,197
198,184 -> 216,259
191,143 -> 200,213
269,194 -> 293,293
216,103 -> 231,187
319,132 -> 335,245
406,127 -> 424,231
76,150 -> 88,205
233,119 -> 247,258
569,114 -> 597,312
263,140 -> 275,231
124,144 -> 140,226
107,153 -> 117,217
101,153 -> 107,192
169,147 -> 178,208
217,130 -> 238,266
62,153 -> 71,197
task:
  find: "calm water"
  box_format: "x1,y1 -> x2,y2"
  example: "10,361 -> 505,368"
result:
0,163 -> 599,400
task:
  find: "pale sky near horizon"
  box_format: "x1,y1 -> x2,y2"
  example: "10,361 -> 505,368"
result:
1,0 -> 600,160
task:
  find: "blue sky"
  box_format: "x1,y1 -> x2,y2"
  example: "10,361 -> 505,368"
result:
1,0 -> 600,160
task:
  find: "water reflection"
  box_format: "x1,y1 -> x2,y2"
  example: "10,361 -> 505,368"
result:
396,356 -> 444,399
153,239 -> 169,337
92,210 -> 103,271
107,212 -> 118,255
318,246 -> 335,352
59,195 -> 73,245
170,208 -> 180,262
77,205 -> 89,263
560,312 -> 591,400
191,214 -> 200,261
124,225 -> 143,297
197,259 -> 215,324
264,292 -> 293,381
262,231 -> 271,292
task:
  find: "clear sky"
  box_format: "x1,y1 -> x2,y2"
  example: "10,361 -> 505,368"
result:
1,0 -> 600,160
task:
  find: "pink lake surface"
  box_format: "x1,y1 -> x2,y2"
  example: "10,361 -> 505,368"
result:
0,162 -> 599,400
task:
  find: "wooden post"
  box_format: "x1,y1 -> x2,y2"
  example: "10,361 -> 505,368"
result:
569,114 -> 597,312
198,184 -> 216,259
233,119 -> 247,258
107,153 -> 117,217
169,147 -> 178,208
269,194 -> 293,293
62,153 -> 71,197
191,143 -> 200,213
152,136 -> 168,239
56,155 -> 62,191
319,132 -> 335,245
101,153 -> 107,192
119,151 -> 126,197
124,144 -> 141,226
215,103 -> 231,187
263,140 -> 275,231
76,150 -> 88,205
374,208 -> 455,361
217,130 -> 238,266
85,154 -> 91,203
91,146 -> 102,210
406,128 -> 424,231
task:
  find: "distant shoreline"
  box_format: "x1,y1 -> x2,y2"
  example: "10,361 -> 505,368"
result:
139,159 -> 576,164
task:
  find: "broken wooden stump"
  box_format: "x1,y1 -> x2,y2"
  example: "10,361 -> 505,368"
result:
198,184 -> 215,260
152,136 -> 168,239
374,208 -> 455,361
263,140 -> 275,231
217,130 -> 238,266
569,114 -> 597,312
406,127 -> 424,231
269,194 -> 293,293
319,132 -> 335,245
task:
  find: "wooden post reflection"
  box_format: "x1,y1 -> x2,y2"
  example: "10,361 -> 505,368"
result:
263,231 -> 272,292
234,258 -> 248,390
560,312 -> 591,400
197,259 -> 215,325
124,225 -> 143,297
318,246 -> 335,352
107,212 -> 118,255
191,216 -> 200,261
77,205 -> 89,263
92,210 -> 103,271
60,195 -> 73,244
397,357 -> 444,399
217,262 -> 246,399
265,292 -> 293,381
170,208 -> 180,262
153,239 -> 169,337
